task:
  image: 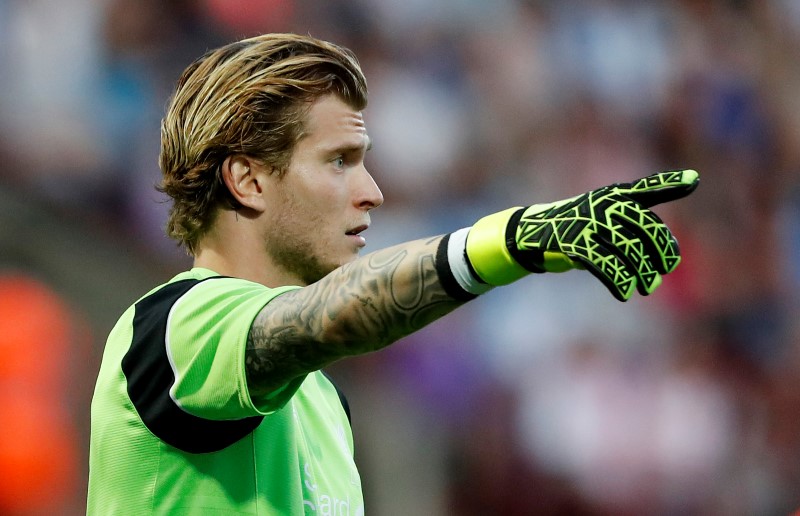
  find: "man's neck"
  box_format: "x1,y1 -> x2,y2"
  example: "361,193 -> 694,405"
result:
194,214 -> 302,288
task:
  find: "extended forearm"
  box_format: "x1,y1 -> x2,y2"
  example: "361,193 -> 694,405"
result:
245,236 -> 466,395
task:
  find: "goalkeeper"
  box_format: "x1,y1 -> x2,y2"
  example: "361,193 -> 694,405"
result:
87,33 -> 699,515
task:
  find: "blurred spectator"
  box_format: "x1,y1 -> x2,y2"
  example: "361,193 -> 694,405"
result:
0,275 -> 89,514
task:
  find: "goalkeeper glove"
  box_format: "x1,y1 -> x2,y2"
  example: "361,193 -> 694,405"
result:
464,169 -> 699,301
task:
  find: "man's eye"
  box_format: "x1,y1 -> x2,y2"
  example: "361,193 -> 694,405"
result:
334,157 -> 345,168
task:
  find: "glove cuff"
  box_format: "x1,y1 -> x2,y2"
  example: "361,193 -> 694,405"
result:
465,207 -> 531,285
434,228 -> 495,300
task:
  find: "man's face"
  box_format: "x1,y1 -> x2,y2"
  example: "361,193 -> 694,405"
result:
261,94 -> 383,285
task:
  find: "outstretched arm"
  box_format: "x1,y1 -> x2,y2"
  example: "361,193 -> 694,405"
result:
245,169 -> 700,396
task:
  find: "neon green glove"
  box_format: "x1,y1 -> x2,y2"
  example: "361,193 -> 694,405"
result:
465,169 -> 700,301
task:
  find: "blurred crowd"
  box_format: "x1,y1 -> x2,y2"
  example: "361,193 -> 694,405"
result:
2,0 -> 800,514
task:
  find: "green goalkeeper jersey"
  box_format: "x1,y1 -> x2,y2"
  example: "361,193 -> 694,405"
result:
87,268 -> 363,515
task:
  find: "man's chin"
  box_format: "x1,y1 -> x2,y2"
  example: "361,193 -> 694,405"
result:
302,260 -> 349,285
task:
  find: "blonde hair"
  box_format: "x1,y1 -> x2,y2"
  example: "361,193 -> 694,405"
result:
158,33 -> 368,255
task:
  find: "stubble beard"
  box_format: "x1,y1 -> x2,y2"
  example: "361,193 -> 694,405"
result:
264,186 -> 346,286
265,235 -> 338,286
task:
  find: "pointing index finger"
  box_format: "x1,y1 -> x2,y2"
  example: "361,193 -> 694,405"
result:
617,169 -> 700,209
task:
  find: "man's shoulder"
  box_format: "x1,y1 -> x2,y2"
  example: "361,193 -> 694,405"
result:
138,268 -> 265,304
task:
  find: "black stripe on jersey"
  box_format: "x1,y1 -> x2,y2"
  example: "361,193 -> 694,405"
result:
122,278 -> 263,454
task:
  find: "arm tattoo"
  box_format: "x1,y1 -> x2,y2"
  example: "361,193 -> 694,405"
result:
245,236 -> 466,397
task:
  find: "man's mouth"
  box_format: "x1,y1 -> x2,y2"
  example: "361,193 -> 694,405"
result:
346,224 -> 369,247
346,224 -> 368,236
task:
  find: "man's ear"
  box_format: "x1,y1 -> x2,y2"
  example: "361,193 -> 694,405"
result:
221,155 -> 268,212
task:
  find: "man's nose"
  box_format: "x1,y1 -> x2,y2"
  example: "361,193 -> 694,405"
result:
355,167 -> 383,210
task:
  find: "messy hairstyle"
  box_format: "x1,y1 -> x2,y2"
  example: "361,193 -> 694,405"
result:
158,33 -> 368,255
